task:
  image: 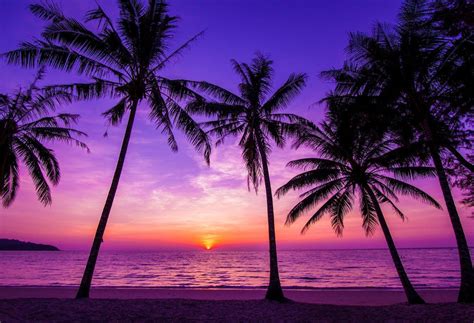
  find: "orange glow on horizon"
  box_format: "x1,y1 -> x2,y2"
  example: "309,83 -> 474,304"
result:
201,234 -> 217,250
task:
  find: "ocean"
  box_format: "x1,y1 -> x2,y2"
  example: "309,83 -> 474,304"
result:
0,248 -> 466,289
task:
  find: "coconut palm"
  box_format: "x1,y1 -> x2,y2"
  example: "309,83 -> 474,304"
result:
276,120 -> 442,304
321,0 -> 474,302
0,68 -> 87,208
5,0 -> 211,298
186,54 -> 312,301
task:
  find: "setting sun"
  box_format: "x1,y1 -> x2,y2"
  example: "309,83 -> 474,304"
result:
201,235 -> 217,250
202,240 -> 214,250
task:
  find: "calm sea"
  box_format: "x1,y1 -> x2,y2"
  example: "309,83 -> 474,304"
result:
0,248 -> 467,289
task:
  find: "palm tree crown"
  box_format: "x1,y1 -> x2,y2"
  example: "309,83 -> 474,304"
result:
277,122 -> 441,234
321,0 -> 471,170
188,54 -> 311,189
5,0 -> 210,159
0,69 -> 87,207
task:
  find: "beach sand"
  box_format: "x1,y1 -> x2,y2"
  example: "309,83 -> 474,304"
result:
0,287 -> 472,321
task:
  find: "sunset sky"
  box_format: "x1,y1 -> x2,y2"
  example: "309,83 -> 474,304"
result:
0,0 -> 472,251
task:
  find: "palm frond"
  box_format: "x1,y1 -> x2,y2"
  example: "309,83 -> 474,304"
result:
29,1 -> 65,22
148,88 -> 178,151
300,190 -> 346,234
240,132 -> 262,191
186,81 -> 246,106
372,186 -> 406,220
330,187 -> 353,236
286,157 -> 347,171
262,73 -> 307,113
359,187 -> 378,236
14,138 -> 52,205
276,169 -> 341,198
21,134 -> 60,184
376,174 -> 442,208
388,166 -> 437,180
102,98 -> 128,126
0,150 -> 19,207
4,40 -> 122,77
168,100 -> 211,164
284,179 -> 345,224
152,30 -> 205,71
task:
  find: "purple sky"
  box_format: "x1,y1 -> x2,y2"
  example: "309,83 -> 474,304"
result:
1,0 -> 472,251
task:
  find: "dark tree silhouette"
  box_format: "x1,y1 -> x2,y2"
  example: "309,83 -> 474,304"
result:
276,121 -> 442,304
321,0 -> 474,302
432,0 -> 474,38
5,0 -> 211,298
449,156 -> 474,215
187,54 -> 312,301
0,68 -> 88,207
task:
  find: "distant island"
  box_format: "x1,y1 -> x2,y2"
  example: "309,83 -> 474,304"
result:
0,239 -> 59,251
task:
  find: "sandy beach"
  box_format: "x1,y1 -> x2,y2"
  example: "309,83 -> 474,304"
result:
1,287 -> 473,321
0,287 -> 460,305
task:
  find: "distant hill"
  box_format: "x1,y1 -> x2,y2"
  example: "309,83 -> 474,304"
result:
0,239 -> 59,251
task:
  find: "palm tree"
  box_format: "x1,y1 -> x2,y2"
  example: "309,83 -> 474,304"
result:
186,54 -> 312,301
321,0 -> 474,302
5,0 -> 211,298
0,68 -> 88,207
276,121 -> 443,304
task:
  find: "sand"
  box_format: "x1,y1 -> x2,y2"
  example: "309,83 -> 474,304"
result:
0,287 -> 472,322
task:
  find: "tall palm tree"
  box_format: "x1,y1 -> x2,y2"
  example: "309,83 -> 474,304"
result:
276,121 -> 442,304
5,0 -> 211,298
186,54 -> 311,301
321,0 -> 474,302
0,68 -> 88,207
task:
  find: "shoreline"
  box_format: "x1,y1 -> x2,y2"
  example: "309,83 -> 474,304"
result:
0,286 -> 459,306
0,285 -> 459,291
1,287 -> 470,321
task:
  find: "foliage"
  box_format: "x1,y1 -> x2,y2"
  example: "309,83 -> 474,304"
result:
187,53 -> 313,190
4,0 -> 211,162
0,68 -> 87,207
276,117 -> 441,234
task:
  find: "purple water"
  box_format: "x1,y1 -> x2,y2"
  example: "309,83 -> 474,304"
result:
0,248 -> 466,289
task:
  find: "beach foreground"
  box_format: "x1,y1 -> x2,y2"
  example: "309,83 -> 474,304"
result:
1,298 -> 473,322
0,288 -> 473,321
0,287 -> 461,305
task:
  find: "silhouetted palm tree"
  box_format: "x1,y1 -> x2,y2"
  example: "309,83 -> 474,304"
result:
187,54 -> 311,301
5,0 -> 211,298
276,121 -> 442,304
0,68 -> 87,207
321,0 -> 474,302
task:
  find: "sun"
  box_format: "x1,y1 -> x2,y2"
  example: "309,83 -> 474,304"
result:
203,240 -> 214,250
200,234 -> 218,251
201,237 -> 216,250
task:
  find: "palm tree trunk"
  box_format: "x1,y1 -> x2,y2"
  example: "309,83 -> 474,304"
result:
76,102 -> 138,299
365,186 -> 425,304
421,119 -> 474,303
429,144 -> 474,303
255,132 -> 285,302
